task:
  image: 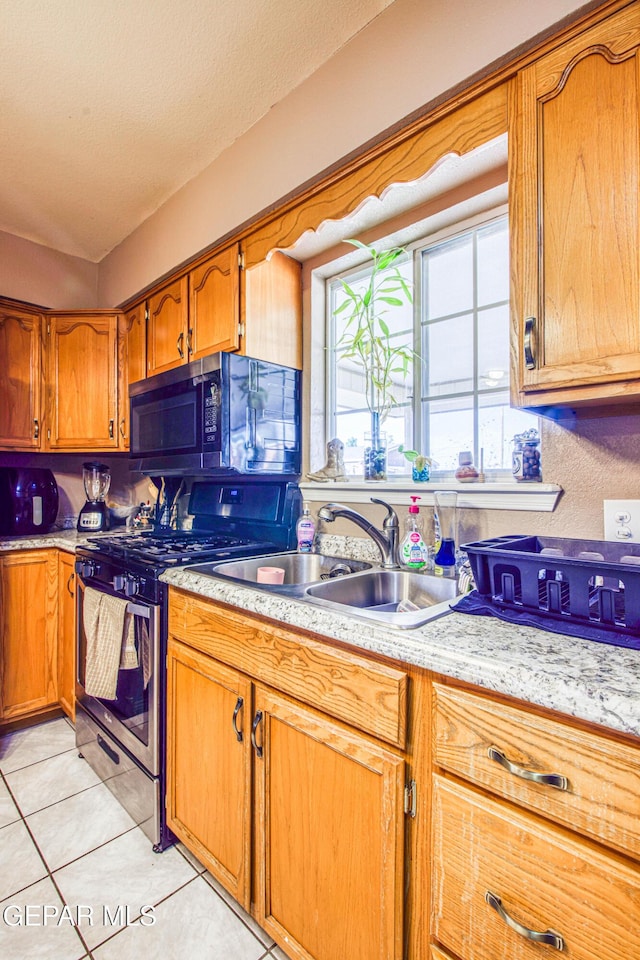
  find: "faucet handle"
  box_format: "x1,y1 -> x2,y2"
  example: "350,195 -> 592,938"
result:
370,498 -> 399,528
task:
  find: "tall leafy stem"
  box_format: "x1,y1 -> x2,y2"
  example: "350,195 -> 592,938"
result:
334,240 -> 414,428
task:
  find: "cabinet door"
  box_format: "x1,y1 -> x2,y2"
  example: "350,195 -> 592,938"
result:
0,304 -> 43,449
189,244 -> 240,358
0,551 -> 58,721
57,551 -> 76,721
243,251 -> 302,369
166,639 -> 252,908
118,304 -> 146,448
47,313 -> 119,449
511,5 -> 640,406
254,686 -> 405,960
147,277 -> 188,376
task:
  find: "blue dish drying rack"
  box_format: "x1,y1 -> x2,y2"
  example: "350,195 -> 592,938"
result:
462,535 -> 640,637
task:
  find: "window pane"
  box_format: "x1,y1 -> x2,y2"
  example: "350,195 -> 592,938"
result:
422,396 -> 474,472
426,234 -> 473,318
477,219 -> 509,306
423,314 -> 474,396
477,304 -> 509,390
478,393 -> 538,470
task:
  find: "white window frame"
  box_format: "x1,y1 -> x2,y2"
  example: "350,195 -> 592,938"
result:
302,205 -> 562,512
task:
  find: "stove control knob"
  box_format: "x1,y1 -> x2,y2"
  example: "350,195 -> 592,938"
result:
124,577 -> 140,597
113,574 -> 126,592
77,560 -> 96,579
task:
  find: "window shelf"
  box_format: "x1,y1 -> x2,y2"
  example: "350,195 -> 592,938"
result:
299,480 -> 562,512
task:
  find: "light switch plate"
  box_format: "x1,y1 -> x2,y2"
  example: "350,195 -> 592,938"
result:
603,500 -> 640,543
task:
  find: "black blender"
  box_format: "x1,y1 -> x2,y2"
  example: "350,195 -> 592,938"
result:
77,462 -> 111,531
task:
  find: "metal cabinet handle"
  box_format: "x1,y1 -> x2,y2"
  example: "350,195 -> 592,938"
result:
177,331 -> 184,359
251,710 -> 263,758
485,891 -> 565,951
488,746 -> 569,791
119,418 -> 126,440
232,696 -> 244,742
109,418 -> 114,439
66,572 -> 75,597
33,418 -> 39,439
186,328 -> 193,355
524,316 -> 536,369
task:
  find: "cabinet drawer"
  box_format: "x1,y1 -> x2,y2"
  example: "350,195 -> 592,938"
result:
168,588 -> 407,748
432,775 -> 640,960
433,683 -> 640,859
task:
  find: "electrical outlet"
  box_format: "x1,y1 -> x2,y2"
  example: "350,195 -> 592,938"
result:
603,500 -> 640,543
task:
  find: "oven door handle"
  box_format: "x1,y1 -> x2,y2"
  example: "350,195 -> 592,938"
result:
126,601 -> 153,618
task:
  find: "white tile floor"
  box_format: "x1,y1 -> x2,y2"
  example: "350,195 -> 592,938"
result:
0,717 -> 290,960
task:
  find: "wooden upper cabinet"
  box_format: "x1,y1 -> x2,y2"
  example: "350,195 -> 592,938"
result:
147,277 -> 188,377
189,243 -> 240,358
510,4 -> 640,409
118,303 -> 146,448
0,302 -> 43,449
46,312 -> 119,450
243,251 -> 302,369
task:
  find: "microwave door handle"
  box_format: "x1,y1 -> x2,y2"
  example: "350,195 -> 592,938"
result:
247,407 -> 257,449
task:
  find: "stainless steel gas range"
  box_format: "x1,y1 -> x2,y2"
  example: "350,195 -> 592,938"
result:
75,479 -> 301,850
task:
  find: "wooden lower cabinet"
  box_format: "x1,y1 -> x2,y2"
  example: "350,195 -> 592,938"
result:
166,639 -> 252,909
166,591 -> 407,960
0,550 -> 58,721
432,775 -> 640,960
254,685 -> 405,960
56,551 -> 76,720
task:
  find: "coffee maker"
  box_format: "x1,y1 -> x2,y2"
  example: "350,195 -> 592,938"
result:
77,462 -> 111,531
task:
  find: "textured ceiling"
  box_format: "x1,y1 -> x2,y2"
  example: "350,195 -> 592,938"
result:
0,0 -> 393,262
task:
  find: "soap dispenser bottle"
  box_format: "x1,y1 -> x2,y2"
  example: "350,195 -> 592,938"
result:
296,502 -> 316,553
400,496 -> 427,570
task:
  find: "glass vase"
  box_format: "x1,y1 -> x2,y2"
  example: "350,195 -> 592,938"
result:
364,413 -> 387,481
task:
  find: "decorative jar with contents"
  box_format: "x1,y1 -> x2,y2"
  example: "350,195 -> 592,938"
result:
512,428 -> 542,482
454,450 -> 479,482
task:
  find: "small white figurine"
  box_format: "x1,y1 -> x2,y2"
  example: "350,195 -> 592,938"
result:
306,438 -> 349,482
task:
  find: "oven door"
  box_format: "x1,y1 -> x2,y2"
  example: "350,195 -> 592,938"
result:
76,578 -> 161,775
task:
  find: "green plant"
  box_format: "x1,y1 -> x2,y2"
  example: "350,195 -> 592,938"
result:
334,240 -> 414,427
398,445 -> 432,475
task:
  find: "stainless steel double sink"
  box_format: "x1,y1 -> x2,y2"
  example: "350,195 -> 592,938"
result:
188,552 -> 457,629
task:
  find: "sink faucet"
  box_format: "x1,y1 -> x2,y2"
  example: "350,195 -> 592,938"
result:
317,498 -> 400,569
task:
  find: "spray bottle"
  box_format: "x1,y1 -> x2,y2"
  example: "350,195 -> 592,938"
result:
400,496 -> 427,570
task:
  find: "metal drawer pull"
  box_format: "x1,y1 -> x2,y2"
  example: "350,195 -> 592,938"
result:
33,418 -> 39,439
109,418 -> 114,439
485,891 -> 565,951
524,316 -> 536,369
119,418 -> 126,439
488,746 -> 569,791
177,331 -> 184,358
232,696 -> 244,742
251,710 -> 263,758
66,572 -> 75,597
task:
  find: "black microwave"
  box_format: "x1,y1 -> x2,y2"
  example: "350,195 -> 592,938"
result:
129,353 -> 301,477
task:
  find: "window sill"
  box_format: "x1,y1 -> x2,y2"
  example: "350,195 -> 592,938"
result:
299,480 -> 562,512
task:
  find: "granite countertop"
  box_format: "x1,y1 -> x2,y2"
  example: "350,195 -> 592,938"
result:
4,530 -> 638,740
0,528 -> 124,553
161,565 -> 640,741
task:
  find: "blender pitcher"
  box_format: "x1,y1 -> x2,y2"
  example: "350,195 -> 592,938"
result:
77,462 -> 111,531
433,491 -> 457,577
